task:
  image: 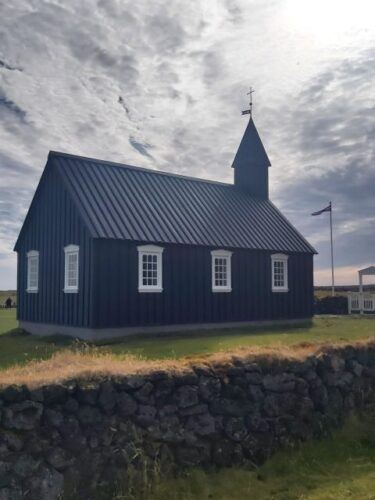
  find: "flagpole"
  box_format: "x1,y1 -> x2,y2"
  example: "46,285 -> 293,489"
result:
329,201 -> 335,297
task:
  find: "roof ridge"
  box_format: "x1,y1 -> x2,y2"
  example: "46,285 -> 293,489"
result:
49,150 -> 232,187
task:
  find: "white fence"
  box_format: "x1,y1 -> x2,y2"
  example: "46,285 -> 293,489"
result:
348,292 -> 375,314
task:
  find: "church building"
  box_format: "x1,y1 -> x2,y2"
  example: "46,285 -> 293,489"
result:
14,114 -> 316,340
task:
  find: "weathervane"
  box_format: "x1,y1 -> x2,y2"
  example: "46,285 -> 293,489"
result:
242,87 -> 255,117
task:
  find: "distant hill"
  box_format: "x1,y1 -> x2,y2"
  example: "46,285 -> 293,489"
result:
315,285 -> 375,298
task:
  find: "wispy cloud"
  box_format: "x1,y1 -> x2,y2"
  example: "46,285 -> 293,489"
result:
0,0 -> 374,288
0,88 -> 28,123
270,48 -> 375,279
0,59 -> 22,72
129,137 -> 154,159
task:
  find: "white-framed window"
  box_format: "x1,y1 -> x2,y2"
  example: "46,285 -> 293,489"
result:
64,244 -> 79,293
211,249 -> 232,292
271,253 -> 289,292
137,245 -> 164,293
27,250 -> 39,293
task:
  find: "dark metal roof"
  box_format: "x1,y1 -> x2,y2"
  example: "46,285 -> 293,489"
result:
232,118 -> 271,169
50,151 -> 315,253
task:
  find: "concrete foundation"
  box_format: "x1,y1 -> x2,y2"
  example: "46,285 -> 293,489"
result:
19,318 -> 311,341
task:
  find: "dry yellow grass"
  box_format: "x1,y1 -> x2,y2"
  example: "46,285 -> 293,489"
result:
1,338 -> 374,389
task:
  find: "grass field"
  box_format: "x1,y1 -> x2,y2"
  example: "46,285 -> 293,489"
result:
129,415 -> 375,500
0,308 -> 374,371
0,309 -> 69,370
1,309 -> 375,499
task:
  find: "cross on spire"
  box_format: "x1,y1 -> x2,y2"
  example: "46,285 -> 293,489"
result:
242,87 -> 255,117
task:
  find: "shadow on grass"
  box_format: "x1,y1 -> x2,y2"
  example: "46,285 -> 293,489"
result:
3,328 -> 74,346
3,328 -> 30,337
93,318 -> 314,347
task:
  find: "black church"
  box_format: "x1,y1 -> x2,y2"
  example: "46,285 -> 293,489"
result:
14,115 -> 316,339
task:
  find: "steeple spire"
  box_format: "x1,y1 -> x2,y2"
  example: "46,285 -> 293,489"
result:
241,86 -> 255,118
232,91 -> 271,199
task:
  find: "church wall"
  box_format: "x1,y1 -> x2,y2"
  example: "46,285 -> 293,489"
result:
16,165 -> 94,328
91,239 -> 314,329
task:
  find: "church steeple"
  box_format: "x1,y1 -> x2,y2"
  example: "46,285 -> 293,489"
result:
232,94 -> 271,199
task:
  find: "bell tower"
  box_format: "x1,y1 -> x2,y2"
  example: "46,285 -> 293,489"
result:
232,89 -> 271,198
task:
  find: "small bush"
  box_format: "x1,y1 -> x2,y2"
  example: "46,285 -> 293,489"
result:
314,295 -> 348,315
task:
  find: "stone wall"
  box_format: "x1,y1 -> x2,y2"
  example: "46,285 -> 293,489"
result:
1,343 -> 375,499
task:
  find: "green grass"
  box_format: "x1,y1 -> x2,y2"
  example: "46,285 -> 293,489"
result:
109,315 -> 375,360
132,415 -> 375,500
2,310 -> 375,498
0,309 -> 70,370
0,308 -> 18,335
314,289 -> 347,299
0,308 -> 374,371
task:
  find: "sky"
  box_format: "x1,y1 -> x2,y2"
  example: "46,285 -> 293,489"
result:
0,0 -> 374,289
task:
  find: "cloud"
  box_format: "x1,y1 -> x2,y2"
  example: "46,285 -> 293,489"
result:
0,151 -> 32,176
129,136 -> 154,159
0,0 -> 374,288
0,152 -> 38,282
0,88 -> 27,123
269,48 -> 375,281
0,59 -> 22,72
314,265 -> 374,287
118,96 -> 131,118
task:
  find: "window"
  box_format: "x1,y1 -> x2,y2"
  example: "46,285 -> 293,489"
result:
27,250 -> 39,293
271,253 -> 289,292
137,245 -> 164,292
64,245 -> 79,293
211,249 -> 232,292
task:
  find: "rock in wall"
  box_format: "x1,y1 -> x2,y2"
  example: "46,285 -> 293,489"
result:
0,343 -> 375,499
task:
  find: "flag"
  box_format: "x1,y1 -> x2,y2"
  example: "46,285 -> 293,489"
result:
311,203 -> 331,216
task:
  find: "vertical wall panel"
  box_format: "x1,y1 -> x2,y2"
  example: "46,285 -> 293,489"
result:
92,240 -> 314,329
16,166 -> 93,328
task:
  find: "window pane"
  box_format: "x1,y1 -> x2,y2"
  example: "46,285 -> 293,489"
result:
28,255 -> 39,289
274,260 -> 285,287
65,250 -> 79,289
141,253 -> 160,287
214,257 -> 228,287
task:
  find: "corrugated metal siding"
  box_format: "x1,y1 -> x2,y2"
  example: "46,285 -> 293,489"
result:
52,153 -> 315,254
92,240 -> 314,328
16,166 -> 93,327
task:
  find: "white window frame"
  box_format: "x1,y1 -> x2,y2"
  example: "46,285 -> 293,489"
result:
271,253 -> 289,292
64,244 -> 79,293
27,250 -> 39,293
211,249 -> 232,293
137,244 -> 164,293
